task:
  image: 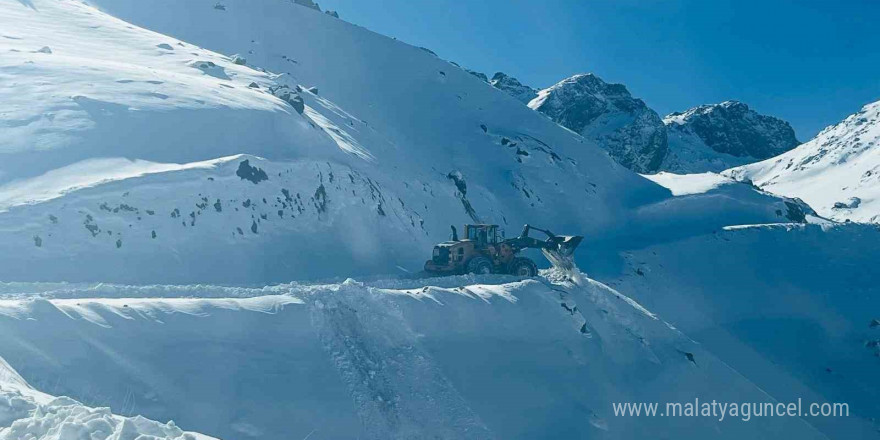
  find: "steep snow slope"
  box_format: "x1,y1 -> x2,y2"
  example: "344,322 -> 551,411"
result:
528,74 -> 668,173
0,274 -> 842,439
662,101 -> 800,173
0,0 -> 676,282
726,100 -> 880,223
1,0 -> 809,283
592,223 -> 880,439
0,0 -> 299,182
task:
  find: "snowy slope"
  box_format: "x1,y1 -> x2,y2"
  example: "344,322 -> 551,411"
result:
0,0 -> 674,282
661,101 -> 800,173
0,2 -> 878,439
0,274 -> 847,439
0,0 -> 811,283
592,223 -> 880,439
726,100 -> 880,223
528,74 -> 668,173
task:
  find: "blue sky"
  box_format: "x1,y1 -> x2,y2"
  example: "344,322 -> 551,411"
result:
320,0 -> 880,139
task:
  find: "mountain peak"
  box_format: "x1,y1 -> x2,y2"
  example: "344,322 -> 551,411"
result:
489,72 -> 537,104
528,73 -> 667,173
662,101 -> 799,162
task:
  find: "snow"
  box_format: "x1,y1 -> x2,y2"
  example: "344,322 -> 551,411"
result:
642,171 -> 737,196
594,223 -> 880,439
0,0 -> 678,283
725,100 -> 880,223
0,356 -> 216,440
0,0 -> 878,439
660,101 -> 800,173
0,274 -> 843,439
0,156 -> 239,212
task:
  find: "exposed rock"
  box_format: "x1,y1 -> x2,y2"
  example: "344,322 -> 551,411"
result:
418,47 -> 437,57
269,85 -> 305,114
490,72 -> 537,104
833,197 -> 861,210
325,10 -> 339,18
236,160 -> 269,184
529,74 -> 668,173
662,101 -> 800,172
294,0 -> 321,12
465,69 -> 488,83
231,54 -> 247,65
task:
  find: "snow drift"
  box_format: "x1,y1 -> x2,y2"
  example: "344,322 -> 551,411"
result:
0,274 -> 844,439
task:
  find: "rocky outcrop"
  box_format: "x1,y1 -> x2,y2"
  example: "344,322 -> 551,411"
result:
465,69 -> 488,83
529,74 -> 668,173
663,101 -> 799,169
489,72 -> 537,104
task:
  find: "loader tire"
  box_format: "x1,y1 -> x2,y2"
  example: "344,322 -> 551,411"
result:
509,257 -> 537,277
466,256 -> 493,275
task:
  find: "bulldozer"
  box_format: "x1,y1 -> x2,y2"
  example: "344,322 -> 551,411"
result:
424,224 -> 583,277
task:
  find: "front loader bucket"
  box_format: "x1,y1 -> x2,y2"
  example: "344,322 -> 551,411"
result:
550,235 -> 583,256
542,235 -> 583,272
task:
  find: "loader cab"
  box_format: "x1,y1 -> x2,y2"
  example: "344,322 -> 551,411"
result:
464,224 -> 500,246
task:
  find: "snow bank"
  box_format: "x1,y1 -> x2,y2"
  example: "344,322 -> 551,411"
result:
0,276 -> 834,439
0,357 -> 215,440
598,223 -> 880,439
642,171 -> 736,196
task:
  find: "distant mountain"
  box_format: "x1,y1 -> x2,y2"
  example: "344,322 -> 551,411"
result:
528,74 -> 668,173
662,101 -> 800,173
465,69 -> 489,82
725,100 -> 880,223
489,72 -> 537,104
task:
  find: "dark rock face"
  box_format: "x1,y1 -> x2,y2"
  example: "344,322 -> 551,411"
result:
489,72 -> 537,104
294,0 -> 321,11
465,69 -> 488,83
236,160 -> 269,184
664,101 -> 800,159
529,74 -> 668,173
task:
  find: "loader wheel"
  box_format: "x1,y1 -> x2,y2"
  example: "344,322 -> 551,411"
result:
509,257 -> 537,277
466,256 -> 493,275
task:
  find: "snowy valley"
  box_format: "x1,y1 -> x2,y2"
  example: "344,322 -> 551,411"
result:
0,0 -> 878,439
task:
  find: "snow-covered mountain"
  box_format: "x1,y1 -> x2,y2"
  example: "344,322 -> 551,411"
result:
662,101 -> 801,173
528,74 -> 668,173
1,1 -> 879,439
489,72 -> 537,104
0,0 -> 806,283
0,0 -> 678,282
725,100 -> 880,223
